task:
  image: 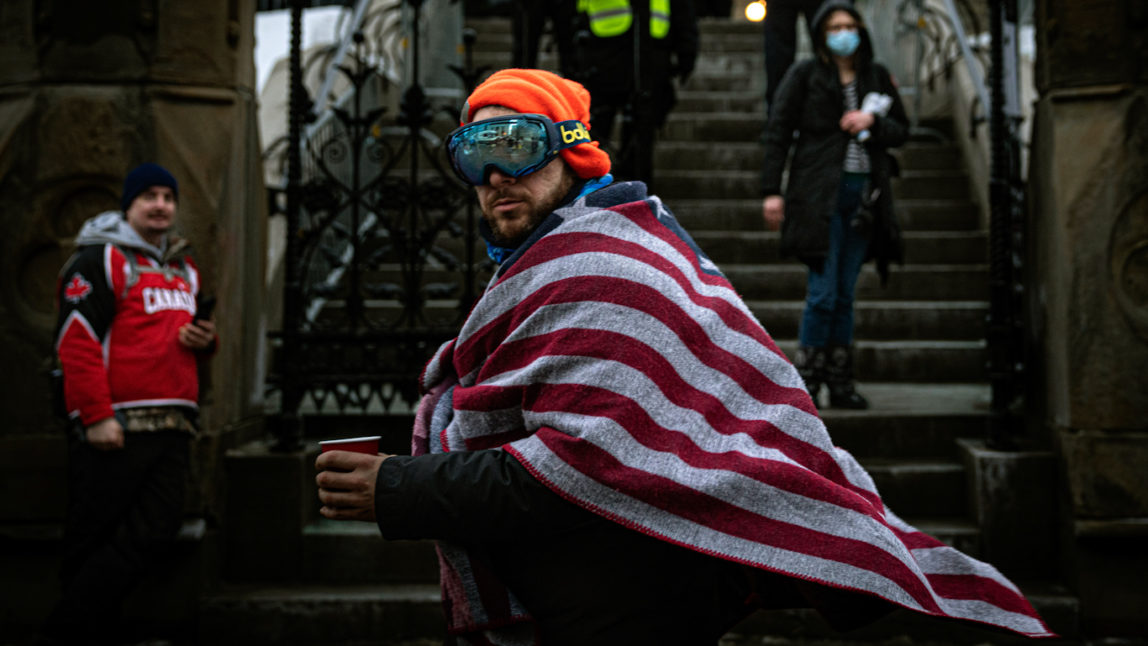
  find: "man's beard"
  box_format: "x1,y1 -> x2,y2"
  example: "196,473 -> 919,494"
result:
483,179 -> 574,248
484,202 -> 548,249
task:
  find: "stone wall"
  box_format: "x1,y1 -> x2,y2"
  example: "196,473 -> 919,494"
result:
0,0 -> 266,524
1029,0 -> 1148,636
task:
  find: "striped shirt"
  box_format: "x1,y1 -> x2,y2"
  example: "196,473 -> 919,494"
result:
843,80 -> 871,173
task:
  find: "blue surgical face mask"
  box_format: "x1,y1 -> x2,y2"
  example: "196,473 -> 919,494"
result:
826,29 -> 860,57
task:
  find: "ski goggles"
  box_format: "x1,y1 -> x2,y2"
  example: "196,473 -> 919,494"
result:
445,113 -> 592,186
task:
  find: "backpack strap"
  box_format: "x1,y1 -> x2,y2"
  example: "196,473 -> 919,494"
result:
113,244 -> 191,299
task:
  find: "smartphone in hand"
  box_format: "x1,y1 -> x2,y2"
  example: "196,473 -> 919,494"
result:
194,295 -> 216,323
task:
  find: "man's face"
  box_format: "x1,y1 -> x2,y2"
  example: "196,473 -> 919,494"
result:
125,185 -> 177,244
472,106 -> 576,248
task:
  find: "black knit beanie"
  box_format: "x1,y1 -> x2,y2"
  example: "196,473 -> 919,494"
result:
121,163 -> 179,211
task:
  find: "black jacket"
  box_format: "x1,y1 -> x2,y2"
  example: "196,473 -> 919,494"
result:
761,1 -> 908,282
376,450 -> 756,644
376,449 -> 894,642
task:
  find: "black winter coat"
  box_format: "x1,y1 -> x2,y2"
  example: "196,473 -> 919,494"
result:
761,9 -> 908,282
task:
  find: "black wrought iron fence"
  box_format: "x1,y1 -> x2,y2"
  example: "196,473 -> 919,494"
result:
266,0 -> 488,449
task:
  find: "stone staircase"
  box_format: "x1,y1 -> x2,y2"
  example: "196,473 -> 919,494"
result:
200,16 -> 1076,646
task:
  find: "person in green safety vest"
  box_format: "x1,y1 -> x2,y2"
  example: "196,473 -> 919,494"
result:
572,0 -> 698,190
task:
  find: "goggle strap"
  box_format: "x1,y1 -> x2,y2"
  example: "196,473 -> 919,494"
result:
552,119 -> 594,151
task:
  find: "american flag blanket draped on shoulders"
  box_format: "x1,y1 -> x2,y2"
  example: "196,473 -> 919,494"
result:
412,181 -> 1053,644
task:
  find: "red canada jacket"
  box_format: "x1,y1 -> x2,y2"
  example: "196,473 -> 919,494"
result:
55,212 -> 208,427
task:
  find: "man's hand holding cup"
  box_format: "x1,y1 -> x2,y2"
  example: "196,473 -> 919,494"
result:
315,436 -> 390,522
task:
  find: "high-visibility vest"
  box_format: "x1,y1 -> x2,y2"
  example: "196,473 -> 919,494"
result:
578,0 -> 670,39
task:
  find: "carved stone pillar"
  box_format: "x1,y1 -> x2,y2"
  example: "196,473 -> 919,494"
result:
0,0 -> 266,520
1029,0 -> 1148,636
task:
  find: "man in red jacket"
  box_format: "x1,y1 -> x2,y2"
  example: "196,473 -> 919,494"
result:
41,163 -> 216,645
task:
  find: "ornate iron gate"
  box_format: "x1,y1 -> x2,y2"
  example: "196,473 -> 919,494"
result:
266,0 -> 487,449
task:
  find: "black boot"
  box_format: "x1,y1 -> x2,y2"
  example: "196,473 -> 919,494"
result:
826,344 -> 869,409
793,345 -> 826,408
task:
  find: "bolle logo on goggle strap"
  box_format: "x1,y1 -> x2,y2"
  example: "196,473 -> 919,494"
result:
558,121 -> 591,145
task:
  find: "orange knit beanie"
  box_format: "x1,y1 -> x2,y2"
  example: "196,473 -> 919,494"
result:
461,69 -> 612,180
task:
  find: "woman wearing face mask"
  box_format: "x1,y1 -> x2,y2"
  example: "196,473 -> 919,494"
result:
760,0 -> 908,409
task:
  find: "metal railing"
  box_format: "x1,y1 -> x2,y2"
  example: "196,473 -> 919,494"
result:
267,0 -> 485,449
866,0 -> 1028,447
984,0 -> 1027,449
866,0 -> 993,136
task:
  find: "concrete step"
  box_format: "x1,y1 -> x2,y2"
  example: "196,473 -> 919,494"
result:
464,15 -> 765,44
773,339 -> 987,383
651,168 -> 972,202
892,170 -> 974,201
723,263 -> 989,301
897,198 -> 982,231
893,142 -> 966,171
680,70 -> 767,93
818,383 -> 989,459
655,140 -> 762,171
463,17 -> 763,79
691,50 -> 763,75
652,168 -> 761,198
750,300 -> 989,341
671,198 -> 981,233
198,583 -> 445,644
903,516 -> 982,557
466,50 -> 552,74
302,520 -> 437,585
675,89 -> 765,113
661,111 -> 762,142
467,49 -> 766,79
692,230 -> 988,264
463,53 -> 762,80
861,459 -> 968,517
653,142 -> 966,175
698,16 -> 767,39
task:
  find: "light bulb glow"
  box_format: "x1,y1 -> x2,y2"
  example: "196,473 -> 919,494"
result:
746,1 -> 766,22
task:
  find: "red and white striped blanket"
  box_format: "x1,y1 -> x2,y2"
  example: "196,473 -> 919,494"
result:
413,182 -> 1053,643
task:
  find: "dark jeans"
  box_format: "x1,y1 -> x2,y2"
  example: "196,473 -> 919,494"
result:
43,430 -> 189,644
799,171 -> 871,347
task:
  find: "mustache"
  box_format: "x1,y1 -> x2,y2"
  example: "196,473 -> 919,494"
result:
486,189 -> 527,203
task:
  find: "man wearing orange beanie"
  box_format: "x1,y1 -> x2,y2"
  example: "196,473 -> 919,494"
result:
315,68 -> 1053,645
450,68 -> 614,262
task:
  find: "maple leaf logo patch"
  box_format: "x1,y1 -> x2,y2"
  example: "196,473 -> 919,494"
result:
64,274 -> 93,304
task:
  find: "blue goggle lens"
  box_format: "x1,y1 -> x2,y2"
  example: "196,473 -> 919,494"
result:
446,115 -> 590,186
